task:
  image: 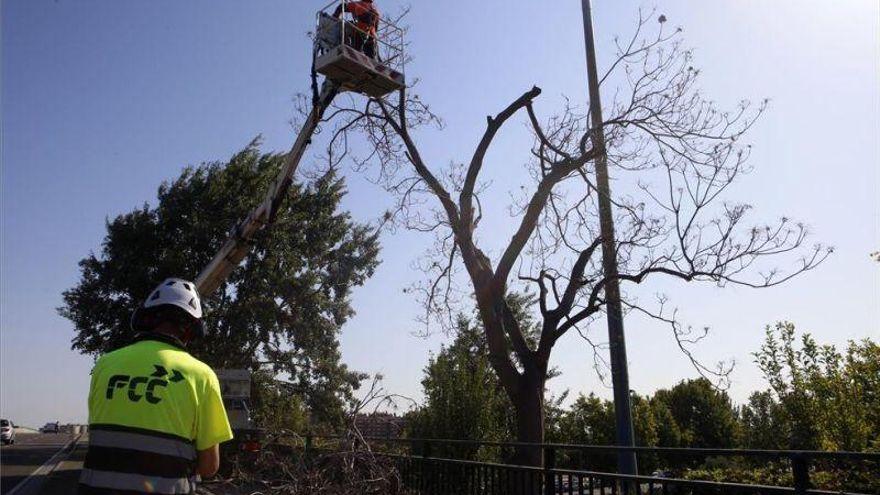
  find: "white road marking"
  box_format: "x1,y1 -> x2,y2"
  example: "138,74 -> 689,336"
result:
6,434 -> 81,495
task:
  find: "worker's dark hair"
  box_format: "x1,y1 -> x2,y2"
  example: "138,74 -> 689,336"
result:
131,304 -> 201,337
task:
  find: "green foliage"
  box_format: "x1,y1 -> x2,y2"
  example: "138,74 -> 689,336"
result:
724,323 -> 879,492
739,390 -> 783,449
554,381 -> 736,472
406,315 -> 516,461
251,371 -> 309,434
682,463 -> 879,494
748,322 -> 879,451
554,393 -> 616,470
681,463 -> 793,487
653,378 -> 740,448
631,395 -> 659,448
650,398 -> 685,448
404,318 -> 877,489
406,293 -> 563,461
556,394 -> 615,446
557,379 -> 737,448
59,140 -> 380,426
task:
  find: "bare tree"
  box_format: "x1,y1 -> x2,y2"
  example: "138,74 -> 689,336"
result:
311,11 -> 830,466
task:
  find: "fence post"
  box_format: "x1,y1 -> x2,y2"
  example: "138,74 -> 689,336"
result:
544,446 -> 556,495
791,453 -> 810,495
419,440 -> 430,494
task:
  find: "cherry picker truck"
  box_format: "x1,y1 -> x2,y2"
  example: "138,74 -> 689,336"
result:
196,1 -> 405,454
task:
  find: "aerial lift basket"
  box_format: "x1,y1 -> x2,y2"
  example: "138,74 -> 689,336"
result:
314,0 -> 406,98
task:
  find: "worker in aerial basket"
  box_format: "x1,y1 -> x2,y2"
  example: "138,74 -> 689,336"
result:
334,0 -> 380,59
79,278 -> 233,495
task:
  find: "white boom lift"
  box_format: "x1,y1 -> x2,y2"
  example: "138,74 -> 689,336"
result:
195,1 -> 405,296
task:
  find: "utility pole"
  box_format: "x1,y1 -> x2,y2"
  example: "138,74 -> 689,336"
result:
580,0 -> 638,477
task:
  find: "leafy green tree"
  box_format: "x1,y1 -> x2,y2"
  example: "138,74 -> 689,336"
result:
751,322 -> 879,450
555,394 -> 617,471
557,394 -> 616,446
251,371 -> 309,434
406,315 -> 515,460
630,395 -> 660,471
555,381 -> 732,471
739,390 -> 784,450
845,339 -> 880,450
407,293 -> 563,462
553,393 -> 662,471
59,140 -> 380,426
631,395 -> 659,448
695,324 -> 879,492
653,378 -> 740,448
650,398 -> 685,448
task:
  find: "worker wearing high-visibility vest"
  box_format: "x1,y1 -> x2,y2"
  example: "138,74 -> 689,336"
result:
334,0 -> 380,58
79,278 -> 233,495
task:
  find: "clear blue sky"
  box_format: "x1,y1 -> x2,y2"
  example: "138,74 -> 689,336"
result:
2,0 -> 877,428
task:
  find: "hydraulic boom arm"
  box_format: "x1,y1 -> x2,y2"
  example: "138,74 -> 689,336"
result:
195,81 -> 338,296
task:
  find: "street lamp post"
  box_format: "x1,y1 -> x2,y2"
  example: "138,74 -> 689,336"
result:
580,0 -> 638,477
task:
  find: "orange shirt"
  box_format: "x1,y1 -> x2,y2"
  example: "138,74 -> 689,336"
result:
344,1 -> 379,37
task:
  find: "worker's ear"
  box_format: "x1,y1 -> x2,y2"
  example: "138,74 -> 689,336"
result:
129,307 -> 142,332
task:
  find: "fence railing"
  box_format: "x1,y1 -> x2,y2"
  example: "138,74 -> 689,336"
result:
301,435 -> 880,495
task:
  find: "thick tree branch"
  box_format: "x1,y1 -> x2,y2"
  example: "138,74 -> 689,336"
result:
460,87 -> 543,232
376,99 -> 462,233
493,153 -> 596,291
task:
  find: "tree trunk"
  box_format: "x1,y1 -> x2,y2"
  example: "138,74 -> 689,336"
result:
510,375 -> 545,467
471,281 -> 548,468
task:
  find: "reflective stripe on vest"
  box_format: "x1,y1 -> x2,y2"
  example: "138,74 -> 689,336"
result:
89,429 -> 196,459
80,424 -> 196,494
80,469 -> 195,495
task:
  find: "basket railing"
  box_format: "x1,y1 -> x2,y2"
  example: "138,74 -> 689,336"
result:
315,0 -> 405,74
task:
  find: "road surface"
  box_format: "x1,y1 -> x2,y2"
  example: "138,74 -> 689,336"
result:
0,433 -> 76,493
1,433 -> 226,494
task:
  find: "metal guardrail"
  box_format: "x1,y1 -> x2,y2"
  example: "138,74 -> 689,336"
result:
301,435 -> 880,495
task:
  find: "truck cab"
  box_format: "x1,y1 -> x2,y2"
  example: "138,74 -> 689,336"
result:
216,369 -> 261,453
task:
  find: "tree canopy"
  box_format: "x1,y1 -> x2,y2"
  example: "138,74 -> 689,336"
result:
652,378 -> 740,448
59,140 -> 380,425
745,322 -> 879,451
406,293 -> 568,461
405,315 -> 515,460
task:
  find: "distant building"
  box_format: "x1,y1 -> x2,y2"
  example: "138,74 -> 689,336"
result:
354,412 -> 406,438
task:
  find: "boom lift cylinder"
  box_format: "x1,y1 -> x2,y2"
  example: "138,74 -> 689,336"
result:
195,82 -> 337,296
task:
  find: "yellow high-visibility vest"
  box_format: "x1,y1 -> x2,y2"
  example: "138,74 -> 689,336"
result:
81,334 -> 233,494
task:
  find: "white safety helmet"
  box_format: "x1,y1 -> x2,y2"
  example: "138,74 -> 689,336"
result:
131,277 -> 205,338
143,277 -> 203,319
